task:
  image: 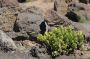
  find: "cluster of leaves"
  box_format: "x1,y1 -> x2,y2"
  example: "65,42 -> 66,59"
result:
37,26 -> 87,57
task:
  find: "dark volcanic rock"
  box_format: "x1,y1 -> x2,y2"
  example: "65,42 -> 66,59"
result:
65,11 -> 80,22
79,0 -> 90,4
18,0 -> 26,3
29,46 -> 51,59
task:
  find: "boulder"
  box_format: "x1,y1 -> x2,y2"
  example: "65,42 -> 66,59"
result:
15,12 -> 48,38
68,3 -> 86,11
65,2 -> 90,23
0,0 -> 19,8
3,6 -> 48,40
44,10 -> 71,27
54,0 -> 85,15
54,0 -> 68,15
0,30 -> 17,51
0,7 -> 17,32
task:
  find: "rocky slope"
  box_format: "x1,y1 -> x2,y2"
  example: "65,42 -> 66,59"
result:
0,0 -> 90,59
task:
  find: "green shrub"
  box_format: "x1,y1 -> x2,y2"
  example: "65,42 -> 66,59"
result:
37,26 -> 86,57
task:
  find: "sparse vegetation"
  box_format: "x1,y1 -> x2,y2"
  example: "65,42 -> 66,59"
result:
37,26 -> 87,57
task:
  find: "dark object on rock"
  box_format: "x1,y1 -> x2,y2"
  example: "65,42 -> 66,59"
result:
79,0 -> 90,4
18,0 -> 26,3
40,21 -> 47,34
65,11 -> 80,22
30,47 -> 39,58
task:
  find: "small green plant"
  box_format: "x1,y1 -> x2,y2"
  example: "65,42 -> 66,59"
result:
37,26 -> 86,57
